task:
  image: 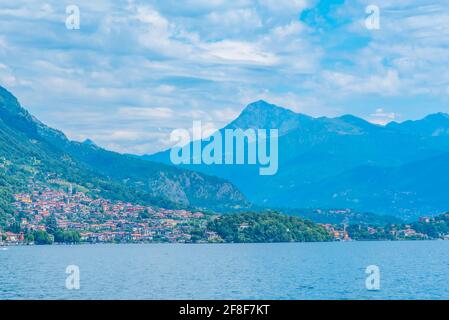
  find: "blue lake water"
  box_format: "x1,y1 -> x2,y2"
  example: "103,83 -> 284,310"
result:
1,241 -> 449,300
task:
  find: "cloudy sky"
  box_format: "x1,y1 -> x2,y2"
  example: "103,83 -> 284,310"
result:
1,0 -> 449,154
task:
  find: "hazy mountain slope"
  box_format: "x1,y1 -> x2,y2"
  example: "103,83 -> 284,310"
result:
145,100 -> 449,218
302,152 -> 449,220
387,113 -> 449,137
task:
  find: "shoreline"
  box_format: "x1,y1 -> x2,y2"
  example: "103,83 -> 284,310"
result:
2,238 -> 447,247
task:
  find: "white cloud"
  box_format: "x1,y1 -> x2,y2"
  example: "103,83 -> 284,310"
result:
322,70 -> 401,96
258,0 -> 309,15
205,8 -> 263,37
118,107 -> 175,119
369,108 -> 397,125
201,40 -> 278,65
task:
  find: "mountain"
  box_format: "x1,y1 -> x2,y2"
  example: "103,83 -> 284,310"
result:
226,100 -> 313,135
316,151 -> 449,218
387,113 -> 449,137
146,100 -> 449,219
0,86 -> 249,225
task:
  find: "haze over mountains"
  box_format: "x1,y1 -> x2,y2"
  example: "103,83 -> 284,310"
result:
147,101 -> 449,219
0,86 -> 248,224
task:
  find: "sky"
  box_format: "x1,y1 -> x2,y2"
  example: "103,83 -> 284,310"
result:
1,0 -> 449,154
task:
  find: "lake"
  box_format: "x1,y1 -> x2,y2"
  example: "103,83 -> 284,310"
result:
1,241 -> 449,300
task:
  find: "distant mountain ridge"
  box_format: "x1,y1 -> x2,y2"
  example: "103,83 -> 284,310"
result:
0,86 -> 249,225
146,100 -> 449,219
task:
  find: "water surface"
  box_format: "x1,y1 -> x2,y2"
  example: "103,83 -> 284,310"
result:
1,241 -> 448,299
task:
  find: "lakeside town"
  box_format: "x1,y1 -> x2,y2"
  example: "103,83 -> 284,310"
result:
1,184 -> 449,246
0,184 -> 222,245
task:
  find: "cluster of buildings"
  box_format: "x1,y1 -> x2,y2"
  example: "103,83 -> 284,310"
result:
320,218 -> 448,241
319,214 -> 449,241
0,186 -> 220,245
320,224 -> 351,241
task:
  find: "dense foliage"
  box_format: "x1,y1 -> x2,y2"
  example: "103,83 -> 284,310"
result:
32,230 -> 53,245
412,214 -> 449,238
208,212 -> 332,243
346,225 -> 395,241
281,208 -> 400,226
346,213 -> 449,240
53,230 -> 81,244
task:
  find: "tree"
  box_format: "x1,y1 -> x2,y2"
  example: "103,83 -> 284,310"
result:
33,230 -> 54,245
25,233 -> 34,243
6,221 -> 21,233
45,215 -> 58,235
54,230 -> 81,244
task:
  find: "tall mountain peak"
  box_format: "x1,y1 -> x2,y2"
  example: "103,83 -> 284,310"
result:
226,100 -> 312,135
244,100 -> 280,111
242,100 -> 299,117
